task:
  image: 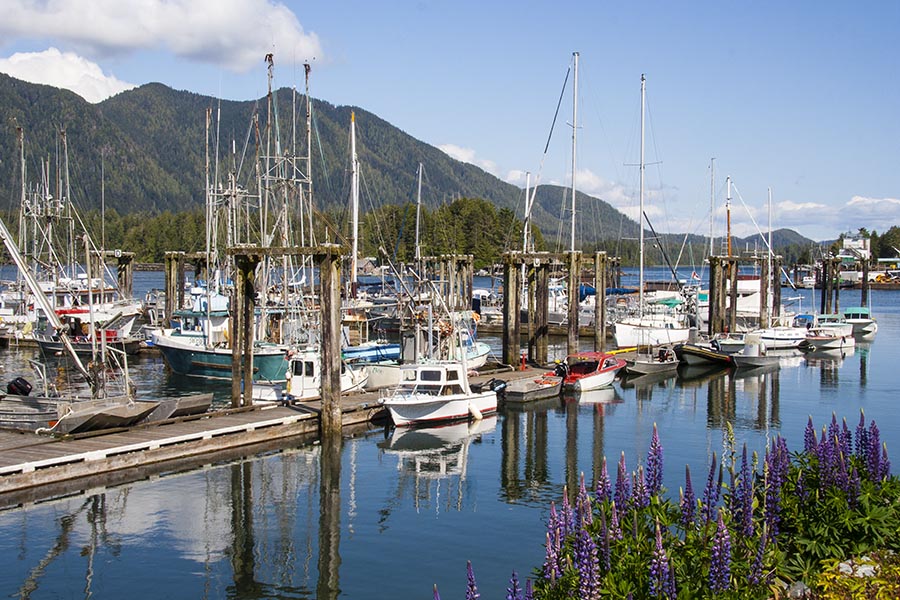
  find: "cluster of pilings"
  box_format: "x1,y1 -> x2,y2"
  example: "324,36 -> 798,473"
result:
417,254 -> 474,311
707,255 -> 782,335
87,249 -> 135,298
163,251 -> 209,321
817,256 -> 844,314
500,251 -> 620,365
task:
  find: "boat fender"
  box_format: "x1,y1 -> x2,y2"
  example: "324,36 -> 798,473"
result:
468,401 -> 483,421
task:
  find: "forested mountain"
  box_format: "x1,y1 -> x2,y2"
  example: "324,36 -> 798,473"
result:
0,72 -> 818,265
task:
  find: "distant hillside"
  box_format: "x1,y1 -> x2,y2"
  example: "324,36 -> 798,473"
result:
0,73 -> 816,262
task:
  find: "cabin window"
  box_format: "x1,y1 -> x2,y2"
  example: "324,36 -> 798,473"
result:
305,361 -> 315,376
403,370 -> 417,382
447,370 -> 459,381
421,370 -> 442,382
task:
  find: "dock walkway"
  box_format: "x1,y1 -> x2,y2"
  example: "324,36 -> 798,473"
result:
0,363 -> 549,508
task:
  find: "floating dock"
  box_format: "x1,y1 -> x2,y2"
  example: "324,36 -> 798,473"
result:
0,364 -> 555,509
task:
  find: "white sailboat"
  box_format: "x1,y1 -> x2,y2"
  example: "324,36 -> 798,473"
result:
613,75 -> 690,349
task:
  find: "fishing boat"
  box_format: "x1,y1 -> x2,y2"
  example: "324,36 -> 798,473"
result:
805,327 -> 855,351
731,333 -> 781,369
842,307 -> 878,336
502,372 -> 563,404
673,342 -> 734,367
561,351 -> 627,391
626,346 -> 678,375
380,361 -> 503,427
281,347 -> 368,401
33,308 -> 142,358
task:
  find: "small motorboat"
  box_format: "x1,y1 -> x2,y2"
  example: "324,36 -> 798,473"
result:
626,346 -> 678,376
380,361 -> 504,427
674,342 -> 734,367
731,333 -> 781,369
842,307 -> 878,337
805,327 -> 855,352
503,372 -> 563,404
561,352 -> 627,392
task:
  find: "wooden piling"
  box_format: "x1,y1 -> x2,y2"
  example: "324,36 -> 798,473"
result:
502,254 -> 522,366
318,245 -> 343,436
594,252 -> 607,352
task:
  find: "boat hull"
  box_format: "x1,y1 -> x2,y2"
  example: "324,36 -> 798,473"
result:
383,391 -> 497,427
675,343 -> 734,367
503,376 -> 562,404
155,338 -> 288,382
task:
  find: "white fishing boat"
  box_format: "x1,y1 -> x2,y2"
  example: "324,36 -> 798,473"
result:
842,307 -> 878,337
380,361 -> 502,427
731,333 -> 781,369
805,327 -> 855,351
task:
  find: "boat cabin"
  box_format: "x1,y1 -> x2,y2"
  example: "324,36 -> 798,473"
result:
397,363 -> 470,396
566,353 -> 622,376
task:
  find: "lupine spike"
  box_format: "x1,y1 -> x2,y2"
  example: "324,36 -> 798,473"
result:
596,456 -> 611,503
610,501 -> 623,540
524,579 -> 533,600
680,464 -> 696,528
633,465 -> 650,509
466,561 -> 480,600
649,519 -> 677,599
647,422 -> 664,497
574,525 -> 601,600
709,510 -> 732,593
868,421 -> 882,480
506,571 -> 522,600
738,444 -> 754,537
433,583 -> 441,600
599,509 -> 611,572
881,443 -> 892,480
748,525 -> 768,586
855,411 -> 868,462
701,453 -> 719,523
615,452 -> 631,515
804,416 -> 818,454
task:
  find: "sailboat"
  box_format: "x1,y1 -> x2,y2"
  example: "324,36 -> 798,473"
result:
613,75 -> 690,349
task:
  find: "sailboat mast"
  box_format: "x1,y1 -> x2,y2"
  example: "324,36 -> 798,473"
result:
726,176 -> 733,256
350,111 -> 360,294
569,51 -> 579,253
523,171 -> 532,253
709,157 -> 716,259
414,162 -> 423,262
767,186 -> 773,321
639,74 -> 646,313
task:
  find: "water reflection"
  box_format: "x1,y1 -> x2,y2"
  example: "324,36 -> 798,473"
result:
379,417 -> 497,513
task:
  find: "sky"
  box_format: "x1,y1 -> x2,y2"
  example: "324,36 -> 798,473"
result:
1,0 -> 898,243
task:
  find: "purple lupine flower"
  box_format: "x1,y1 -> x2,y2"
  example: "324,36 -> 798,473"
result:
795,469 -> 807,504
647,423 -> 664,497
466,561 -> 480,600
701,453 -> 720,524
524,579 -> 533,600
880,443 -> 892,480
433,583 -> 441,600
596,456 -> 611,503
817,426 -> 835,488
748,526 -> 768,586
599,509 -> 611,572
543,527 -> 562,582
609,501 -> 623,541
854,411 -> 869,463
680,464 -> 696,528
577,473 -> 593,527
574,525 -> 601,600
764,442 -> 785,538
615,452 -> 632,516
506,571 -> 522,600
804,416 -> 818,454
835,448 -> 849,494
709,511 -> 732,593
560,489 -> 575,539
839,418 -> 852,462
632,466 -> 650,510
737,445 -> 754,537
649,521 -> 677,599
868,422 -> 882,481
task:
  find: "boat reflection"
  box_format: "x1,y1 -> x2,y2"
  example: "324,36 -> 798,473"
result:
620,369 -> 677,390
379,417 -> 497,512
562,386 -> 623,405
676,363 -> 730,387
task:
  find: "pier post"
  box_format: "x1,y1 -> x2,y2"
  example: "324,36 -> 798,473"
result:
759,257 -> 770,329
708,256 -> 724,335
594,252 -> 607,352
231,253 -> 260,408
567,251 -> 581,356
526,263 -> 536,362
832,256 -> 841,314
773,256 -> 783,319
318,245 -> 344,436
535,260 -> 550,364
164,251 -> 185,323
861,257 -> 869,307
116,253 -> 134,299
823,257 -> 834,314
501,253 -> 522,366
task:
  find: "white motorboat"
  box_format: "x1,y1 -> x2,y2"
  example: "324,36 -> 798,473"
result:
380,362 -> 501,427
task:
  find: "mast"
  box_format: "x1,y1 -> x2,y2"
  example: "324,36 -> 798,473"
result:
569,51 -> 579,253
726,176 -> 733,256
414,162 -> 423,262
767,186 -> 773,321
709,157 -> 716,259
639,74 -> 646,314
350,111 -> 359,295
523,171 -> 532,253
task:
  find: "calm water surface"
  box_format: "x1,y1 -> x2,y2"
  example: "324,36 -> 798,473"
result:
0,271 -> 897,599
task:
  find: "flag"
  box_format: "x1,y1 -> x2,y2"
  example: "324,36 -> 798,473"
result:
691,271 -> 700,280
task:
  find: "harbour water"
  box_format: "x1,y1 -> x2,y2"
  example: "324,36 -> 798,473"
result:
0,269 -> 897,598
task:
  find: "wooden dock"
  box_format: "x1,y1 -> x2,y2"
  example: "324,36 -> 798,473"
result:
0,363 -> 548,509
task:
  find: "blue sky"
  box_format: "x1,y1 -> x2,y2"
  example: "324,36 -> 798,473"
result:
1,1 -> 898,242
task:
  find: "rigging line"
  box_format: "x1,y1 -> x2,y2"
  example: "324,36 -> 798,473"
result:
643,213 -> 679,283
731,182 -> 797,290
311,107 -> 331,193
544,66 -> 571,155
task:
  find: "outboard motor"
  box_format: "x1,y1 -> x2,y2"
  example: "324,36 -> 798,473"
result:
487,378 -> 507,393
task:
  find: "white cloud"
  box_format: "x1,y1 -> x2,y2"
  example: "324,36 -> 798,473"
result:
0,48 -> 135,102
438,144 -> 499,176
0,0 -> 321,72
